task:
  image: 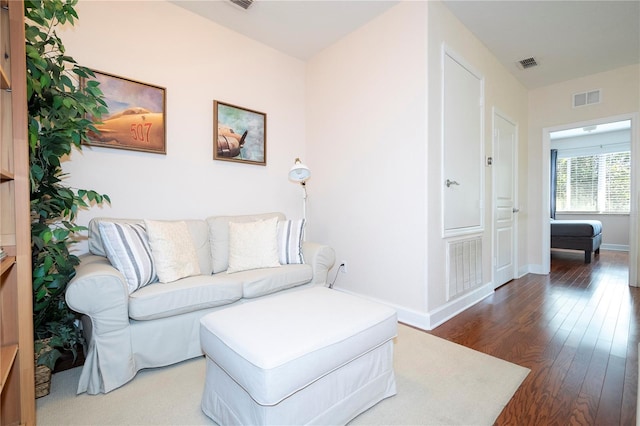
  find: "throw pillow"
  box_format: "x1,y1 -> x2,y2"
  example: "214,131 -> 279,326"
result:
207,213 -> 284,274
277,219 -> 305,264
227,217 -> 280,273
98,222 -> 157,293
144,220 -> 201,283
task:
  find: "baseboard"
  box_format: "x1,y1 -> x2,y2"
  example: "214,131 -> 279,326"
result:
517,265 -> 531,278
337,282 -> 494,331
396,307 -> 433,330
518,247 -> 630,276
523,263 -> 546,275
334,288 -> 433,330
516,247 -> 628,277
601,243 -> 629,252
426,282 -> 494,329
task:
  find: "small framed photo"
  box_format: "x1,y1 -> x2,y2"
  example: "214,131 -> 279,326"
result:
81,70 -> 166,154
214,100 -> 266,165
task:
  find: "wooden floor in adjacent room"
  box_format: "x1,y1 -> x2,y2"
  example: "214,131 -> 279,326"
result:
428,249 -> 638,425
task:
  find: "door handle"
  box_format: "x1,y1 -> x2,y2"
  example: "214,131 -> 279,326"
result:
512,208 -> 520,213
445,179 -> 460,188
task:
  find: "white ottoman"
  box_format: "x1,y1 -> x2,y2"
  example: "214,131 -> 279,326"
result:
200,286 -> 397,425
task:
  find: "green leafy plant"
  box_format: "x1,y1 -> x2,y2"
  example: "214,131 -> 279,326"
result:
34,310 -> 84,370
26,0 -> 110,363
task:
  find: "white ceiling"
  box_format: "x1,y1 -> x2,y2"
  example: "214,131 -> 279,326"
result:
171,0 -> 640,89
443,1 -> 640,89
170,0 -> 399,60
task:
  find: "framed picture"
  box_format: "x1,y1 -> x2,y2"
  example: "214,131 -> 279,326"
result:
80,70 -> 166,154
214,101 -> 266,165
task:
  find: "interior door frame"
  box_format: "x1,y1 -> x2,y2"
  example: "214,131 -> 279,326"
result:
541,112 -> 639,286
492,108 -> 518,288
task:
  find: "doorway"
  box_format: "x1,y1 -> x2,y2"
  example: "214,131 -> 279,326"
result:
541,113 -> 638,287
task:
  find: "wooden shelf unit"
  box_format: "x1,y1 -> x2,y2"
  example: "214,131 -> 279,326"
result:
0,343 -> 18,390
0,255 -> 15,276
0,1 -> 36,424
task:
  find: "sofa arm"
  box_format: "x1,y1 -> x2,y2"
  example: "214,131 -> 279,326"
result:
66,255 -> 138,394
65,255 -> 131,336
302,242 -> 336,285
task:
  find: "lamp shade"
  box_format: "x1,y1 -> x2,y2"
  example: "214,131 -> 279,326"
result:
288,158 -> 311,183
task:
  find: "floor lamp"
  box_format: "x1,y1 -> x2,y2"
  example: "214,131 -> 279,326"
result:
288,158 -> 311,223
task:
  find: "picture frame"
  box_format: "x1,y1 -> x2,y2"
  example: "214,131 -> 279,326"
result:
80,70 -> 166,154
213,100 -> 266,165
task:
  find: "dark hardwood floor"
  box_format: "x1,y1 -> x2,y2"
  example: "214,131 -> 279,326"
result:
427,249 -> 638,425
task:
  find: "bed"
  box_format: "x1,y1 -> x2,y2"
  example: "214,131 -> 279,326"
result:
550,219 -> 602,264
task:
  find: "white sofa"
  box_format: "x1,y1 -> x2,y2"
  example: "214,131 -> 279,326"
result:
65,212 -> 335,395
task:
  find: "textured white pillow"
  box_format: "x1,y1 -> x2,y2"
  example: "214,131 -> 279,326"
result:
207,213 -> 284,274
144,220 -> 201,283
277,219 -> 305,264
227,217 -> 280,274
98,221 -> 157,293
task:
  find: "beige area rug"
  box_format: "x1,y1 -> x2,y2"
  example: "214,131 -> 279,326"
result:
37,324 -> 529,425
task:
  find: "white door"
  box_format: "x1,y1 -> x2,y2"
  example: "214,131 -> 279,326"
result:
493,111 -> 517,288
442,52 -> 483,235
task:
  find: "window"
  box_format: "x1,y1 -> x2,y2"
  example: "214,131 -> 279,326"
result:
556,151 -> 630,213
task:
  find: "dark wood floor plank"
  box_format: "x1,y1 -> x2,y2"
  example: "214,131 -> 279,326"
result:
422,250 -> 638,426
526,338 -> 578,424
570,347 -> 608,425
543,296 -> 610,424
596,353 -> 626,425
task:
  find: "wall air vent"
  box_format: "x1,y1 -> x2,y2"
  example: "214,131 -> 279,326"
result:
229,0 -> 254,10
518,57 -> 538,69
573,89 -> 601,108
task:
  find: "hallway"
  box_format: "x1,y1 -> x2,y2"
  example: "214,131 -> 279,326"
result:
429,250 -> 637,425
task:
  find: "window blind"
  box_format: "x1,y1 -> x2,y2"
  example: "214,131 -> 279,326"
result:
556,151 -> 630,213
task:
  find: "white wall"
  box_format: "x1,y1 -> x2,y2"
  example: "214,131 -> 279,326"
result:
59,1 -> 309,253
528,64 -> 640,280
424,2 -> 528,325
306,2 -> 429,318
306,1 -> 528,329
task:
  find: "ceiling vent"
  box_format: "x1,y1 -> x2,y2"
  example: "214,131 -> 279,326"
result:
229,0 -> 253,10
573,89 -> 601,108
518,57 -> 538,69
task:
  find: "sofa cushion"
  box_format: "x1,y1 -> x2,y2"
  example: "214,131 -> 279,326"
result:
186,220 -> 214,275
145,220 -> 201,283
207,212 -> 285,274
89,218 -> 213,275
128,275 -> 243,320
98,221 -> 157,293
277,219 -> 305,264
236,264 -> 313,299
227,217 -> 280,274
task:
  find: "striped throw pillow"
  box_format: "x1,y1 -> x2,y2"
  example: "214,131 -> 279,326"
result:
277,219 -> 305,264
98,222 -> 157,293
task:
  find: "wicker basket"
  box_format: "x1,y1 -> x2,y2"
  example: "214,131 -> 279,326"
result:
35,338 -> 53,398
35,364 -> 52,398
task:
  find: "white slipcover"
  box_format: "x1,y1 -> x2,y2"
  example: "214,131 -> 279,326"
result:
65,213 -> 335,395
200,287 -> 398,425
